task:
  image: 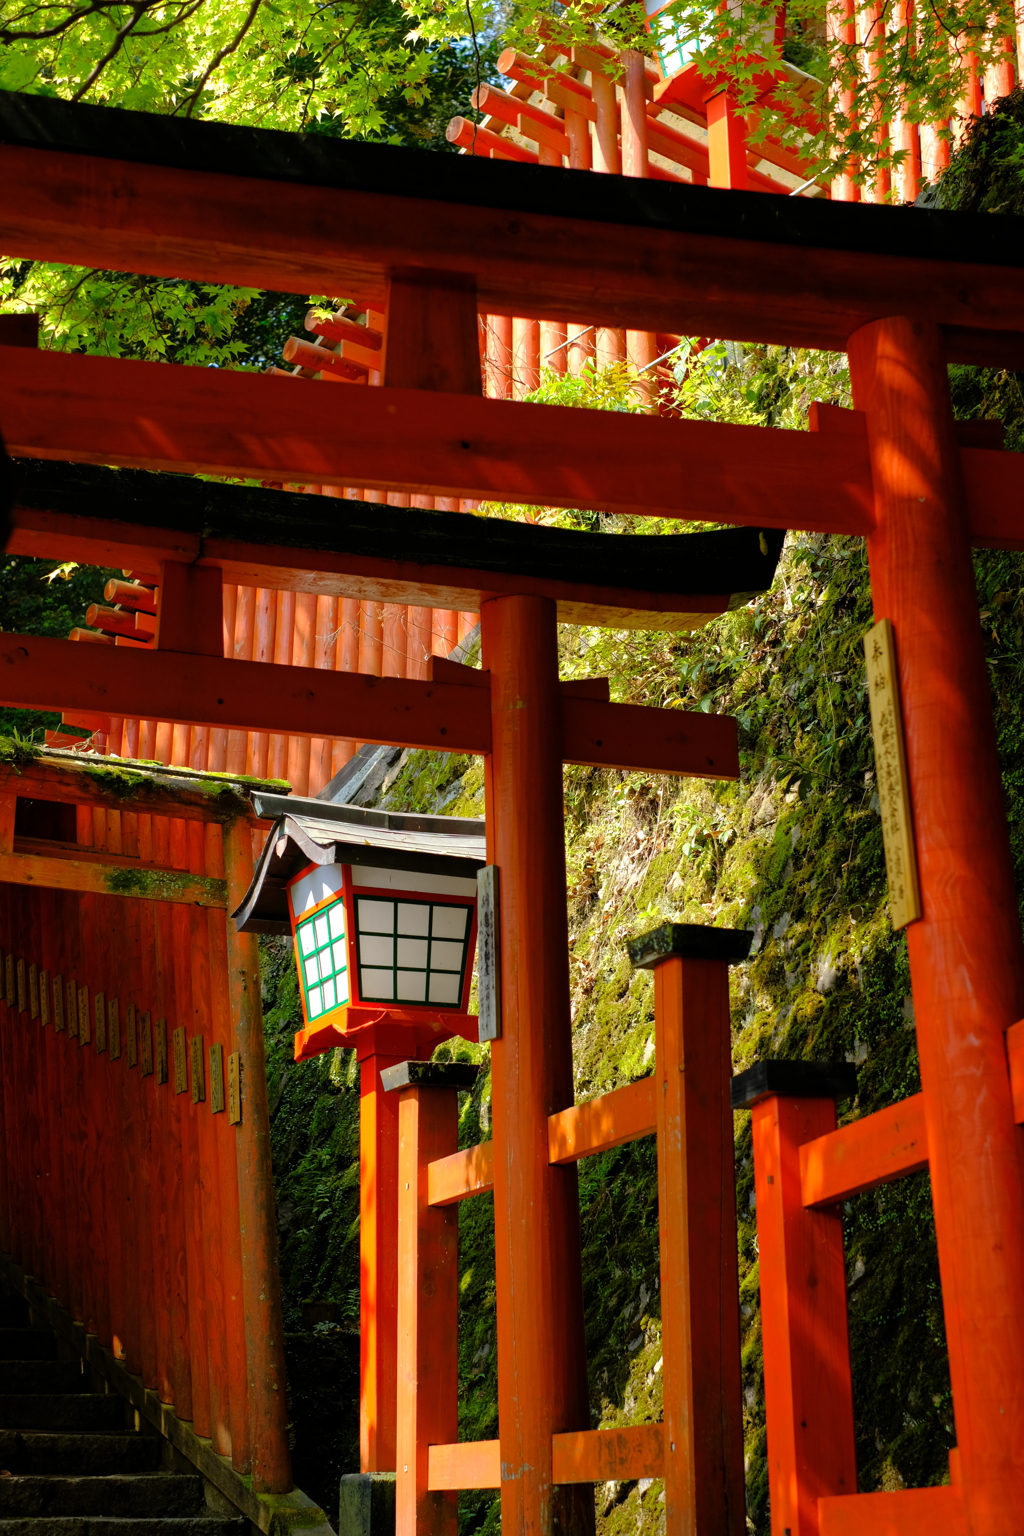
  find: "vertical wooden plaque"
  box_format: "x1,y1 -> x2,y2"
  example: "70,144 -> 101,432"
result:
52,975 -> 64,1031
28,963 -> 39,1020
67,980 -> 78,1039
864,618 -> 922,930
189,1036 -> 205,1105
78,986 -> 90,1044
209,1043 -> 225,1114
108,998 -> 121,1060
140,1012 -> 153,1076
172,1026 -> 188,1094
227,1051 -> 242,1125
4,954 -> 13,1007
156,1018 -> 168,1084
40,970 -> 50,1027
477,864 -> 502,1041
16,959 -> 26,1015
125,1004 -> 137,1068
94,992 -> 106,1052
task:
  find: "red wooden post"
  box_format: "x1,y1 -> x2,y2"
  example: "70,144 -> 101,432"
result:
705,90 -> 749,190
480,593 -> 593,1536
629,924 -> 750,1536
223,817 -> 293,1493
735,1063 -> 858,1536
849,315 -> 1024,1533
359,1042 -> 404,1473
385,1060 -> 478,1536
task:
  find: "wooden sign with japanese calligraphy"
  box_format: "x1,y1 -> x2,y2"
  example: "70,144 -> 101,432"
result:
52,974 -> 64,1031
155,1018 -> 168,1084
125,1004 -> 137,1067
40,969 -> 50,1027
16,959 -> 26,1015
865,617 -> 922,931
109,998 -> 121,1060
94,992 -> 106,1052
28,963 -> 39,1020
140,1011 -> 153,1076
209,1043 -> 225,1114
67,980 -> 78,1038
227,1051 -> 242,1125
172,1026 -> 188,1094
78,985 -> 90,1044
189,1036 -> 205,1105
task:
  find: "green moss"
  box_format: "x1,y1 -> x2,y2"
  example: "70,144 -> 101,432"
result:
0,734 -> 42,767
103,866 -> 227,902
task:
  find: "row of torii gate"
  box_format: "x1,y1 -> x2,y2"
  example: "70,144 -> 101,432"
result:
2,23 -> 1024,1536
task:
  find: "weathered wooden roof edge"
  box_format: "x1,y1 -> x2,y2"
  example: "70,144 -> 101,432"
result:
1,88 -> 1020,270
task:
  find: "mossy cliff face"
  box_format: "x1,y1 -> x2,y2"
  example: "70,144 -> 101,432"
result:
261,524 -> 1024,1533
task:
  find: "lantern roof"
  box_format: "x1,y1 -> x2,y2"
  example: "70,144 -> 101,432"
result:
232,792 -> 486,934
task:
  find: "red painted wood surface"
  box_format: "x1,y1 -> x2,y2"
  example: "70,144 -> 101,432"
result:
817,1482 -> 967,1535
7,144 -> 1024,359
799,1093 -> 927,1207
395,1081 -> 461,1535
752,1095 -> 857,1536
654,955 -> 744,1536
481,593 -> 593,1536
547,1076 -> 656,1163
222,818 -> 292,1492
850,315 -> 1024,1534
0,346 -> 876,531
359,1050 -> 403,1475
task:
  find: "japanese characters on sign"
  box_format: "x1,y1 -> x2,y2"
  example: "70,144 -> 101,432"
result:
864,618 -> 922,931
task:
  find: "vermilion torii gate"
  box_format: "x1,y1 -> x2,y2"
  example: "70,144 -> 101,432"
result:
4,86 -> 1024,1536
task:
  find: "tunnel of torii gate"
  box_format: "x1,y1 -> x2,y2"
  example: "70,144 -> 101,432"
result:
3,66 -> 1024,1536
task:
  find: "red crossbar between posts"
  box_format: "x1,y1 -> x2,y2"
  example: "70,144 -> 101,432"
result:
382,923 -> 752,1535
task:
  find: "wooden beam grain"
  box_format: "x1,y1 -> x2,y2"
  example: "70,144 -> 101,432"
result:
427,1439 -> 501,1490
551,1424 -> 664,1485
0,848 -> 226,907
1,346 -> 871,534
427,1141 -> 495,1206
818,1484 -> 967,1536
799,1094 -> 928,1207
547,1078 -> 656,1163
2,109 -> 1023,362
0,758 -> 264,825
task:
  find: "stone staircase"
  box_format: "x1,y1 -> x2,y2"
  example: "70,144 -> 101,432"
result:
0,1291 -> 250,1535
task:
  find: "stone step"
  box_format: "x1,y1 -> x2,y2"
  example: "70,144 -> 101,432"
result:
0,1474 -> 205,1518
0,1332 -> 57,1361
0,1432 -> 162,1477
0,1300 -> 29,1330
0,1397 -> 126,1432
0,1363 -> 85,1395
0,1520 -> 250,1536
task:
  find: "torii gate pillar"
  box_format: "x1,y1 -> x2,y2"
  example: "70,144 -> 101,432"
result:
849,315 -> 1024,1534
481,594 -> 595,1536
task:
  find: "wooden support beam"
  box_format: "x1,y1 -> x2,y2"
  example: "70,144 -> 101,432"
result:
0,848 -> 227,907
154,561 -> 224,656
0,346 -> 872,533
427,1141 -> 494,1206
551,1425 -> 664,1485
0,634 -> 740,779
3,94 -> 1024,360
383,271 -> 482,395
818,1483 -> 967,1535
0,757 -> 264,826
547,1077 -> 655,1163
427,1439 -> 500,1491
800,1093 -> 928,1206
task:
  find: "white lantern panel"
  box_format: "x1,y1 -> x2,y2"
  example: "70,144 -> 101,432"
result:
430,940 -> 464,973
363,968 -> 395,999
355,894 -> 471,1009
360,934 -> 394,967
294,896 -> 348,1024
431,906 -> 468,940
359,900 -> 395,933
397,937 -> 429,968
428,973 -> 461,1006
396,904 -> 430,936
